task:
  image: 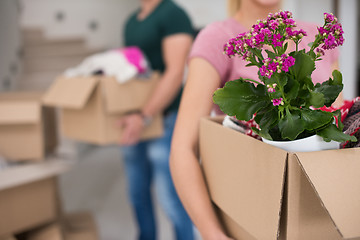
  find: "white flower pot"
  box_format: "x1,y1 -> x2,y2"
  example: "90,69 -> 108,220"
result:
261,135 -> 339,152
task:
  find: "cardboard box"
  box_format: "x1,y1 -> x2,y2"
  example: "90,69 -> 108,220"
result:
0,178 -> 59,238
26,223 -> 63,240
64,212 -> 99,240
200,117 -> 360,240
42,74 -> 163,144
0,92 -> 58,161
17,212 -> 98,240
0,236 -> 17,240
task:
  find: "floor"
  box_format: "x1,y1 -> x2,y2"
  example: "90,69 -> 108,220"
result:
57,140 -> 200,240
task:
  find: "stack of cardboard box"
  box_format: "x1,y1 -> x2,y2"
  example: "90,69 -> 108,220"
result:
17,212 -> 98,240
0,155 -> 98,240
0,73 -> 164,240
0,73 -> 163,160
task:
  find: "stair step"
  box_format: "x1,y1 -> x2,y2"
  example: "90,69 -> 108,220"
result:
23,37 -> 86,47
24,46 -> 101,58
23,55 -> 86,72
22,28 -> 45,43
18,71 -> 63,90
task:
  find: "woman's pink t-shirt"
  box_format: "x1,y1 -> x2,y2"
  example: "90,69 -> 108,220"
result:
189,18 -> 339,88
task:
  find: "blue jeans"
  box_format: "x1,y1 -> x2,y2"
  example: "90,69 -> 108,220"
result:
121,111 -> 194,240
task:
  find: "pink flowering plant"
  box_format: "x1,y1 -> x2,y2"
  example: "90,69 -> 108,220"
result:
213,11 -> 357,142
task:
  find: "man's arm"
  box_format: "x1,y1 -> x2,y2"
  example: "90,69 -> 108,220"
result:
119,33 -> 193,145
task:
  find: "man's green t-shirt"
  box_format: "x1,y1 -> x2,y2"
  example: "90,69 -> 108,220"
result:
124,0 -> 193,114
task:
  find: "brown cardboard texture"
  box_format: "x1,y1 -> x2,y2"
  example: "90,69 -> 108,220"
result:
0,236 -> 17,240
27,223 -> 64,240
0,178 -> 59,237
0,92 -> 57,161
42,74 -> 163,144
199,117 -> 360,240
64,212 -> 99,240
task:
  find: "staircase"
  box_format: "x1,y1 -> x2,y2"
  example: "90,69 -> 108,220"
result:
18,29 -> 101,90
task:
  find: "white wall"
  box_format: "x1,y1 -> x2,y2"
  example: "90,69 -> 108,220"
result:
20,0 -> 358,98
177,1 -> 226,28
0,0 -> 22,91
339,0 -> 358,99
20,0 -> 138,49
20,0 -> 227,49
284,0 -> 333,24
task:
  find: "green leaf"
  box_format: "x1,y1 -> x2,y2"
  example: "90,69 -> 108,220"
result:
265,50 -> 276,59
269,126 -> 282,141
332,69 -> 343,85
250,48 -> 264,62
303,76 -> 315,90
278,109 -> 305,140
255,106 -> 278,131
300,109 -> 333,131
284,76 -> 300,100
314,72 -> 343,107
278,74 -> 288,88
289,52 -> 315,83
246,62 -> 258,67
317,124 -> 357,143
308,92 -> 325,108
309,51 -> 316,59
252,127 -> 273,140
213,79 -> 268,121
333,109 -> 344,131
283,42 -> 288,53
308,42 -> 314,48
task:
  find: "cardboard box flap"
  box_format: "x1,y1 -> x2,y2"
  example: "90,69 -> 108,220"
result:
102,72 -> 160,113
0,92 -> 43,101
42,76 -> 99,109
0,102 -> 40,124
200,117 -> 288,240
295,149 -> 360,239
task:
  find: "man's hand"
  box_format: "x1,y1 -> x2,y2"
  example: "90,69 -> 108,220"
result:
118,113 -> 144,145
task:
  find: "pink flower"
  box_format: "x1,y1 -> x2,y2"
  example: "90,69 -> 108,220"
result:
284,18 -> 296,26
271,33 -> 283,47
324,13 -> 336,23
267,83 -> 277,93
315,47 -> 325,57
268,19 -> 280,30
281,55 -> 295,72
322,33 -> 337,50
318,27 -> 328,36
272,98 -> 283,106
317,17 -> 344,51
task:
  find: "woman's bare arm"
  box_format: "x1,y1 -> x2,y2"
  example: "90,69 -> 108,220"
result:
170,58 -> 234,240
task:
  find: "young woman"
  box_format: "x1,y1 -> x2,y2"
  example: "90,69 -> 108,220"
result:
170,0 -> 340,239
119,0 -> 194,239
